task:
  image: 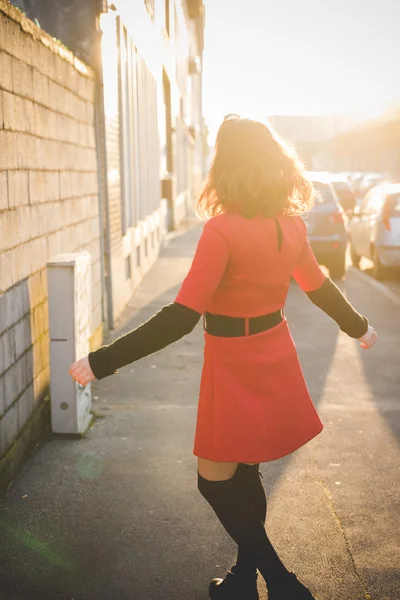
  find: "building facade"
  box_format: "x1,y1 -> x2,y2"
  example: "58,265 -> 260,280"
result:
270,114 -> 361,170
323,113 -> 400,180
99,0 -> 205,323
0,0 -> 205,489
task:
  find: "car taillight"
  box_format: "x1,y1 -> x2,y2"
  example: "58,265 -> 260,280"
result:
328,212 -> 344,224
382,197 -> 395,231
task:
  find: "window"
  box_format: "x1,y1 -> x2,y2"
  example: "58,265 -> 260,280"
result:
386,193 -> 400,215
117,19 -> 135,234
368,190 -> 386,214
117,17 -> 161,235
312,182 -> 335,205
359,189 -> 374,213
125,255 -> 131,280
163,71 -> 173,174
165,0 -> 170,35
144,0 -> 155,19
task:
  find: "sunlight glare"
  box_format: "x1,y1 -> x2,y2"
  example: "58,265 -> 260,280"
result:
203,0 -> 400,140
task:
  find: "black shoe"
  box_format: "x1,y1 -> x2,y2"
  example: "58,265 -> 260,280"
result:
267,572 -> 316,600
209,565 -> 259,600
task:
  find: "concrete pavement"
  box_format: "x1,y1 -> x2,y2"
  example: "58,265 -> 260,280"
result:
0,224 -> 399,600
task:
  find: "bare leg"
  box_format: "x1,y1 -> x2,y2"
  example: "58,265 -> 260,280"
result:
197,457 -> 240,480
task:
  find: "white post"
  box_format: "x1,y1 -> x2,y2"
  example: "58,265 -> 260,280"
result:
47,252 -> 92,434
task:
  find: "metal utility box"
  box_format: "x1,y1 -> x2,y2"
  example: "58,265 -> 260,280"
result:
47,252 -> 92,434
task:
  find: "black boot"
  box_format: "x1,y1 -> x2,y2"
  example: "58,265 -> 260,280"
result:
209,565 -> 259,600
267,572 -> 316,600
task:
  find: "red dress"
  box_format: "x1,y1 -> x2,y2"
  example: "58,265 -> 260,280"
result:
175,213 -> 326,463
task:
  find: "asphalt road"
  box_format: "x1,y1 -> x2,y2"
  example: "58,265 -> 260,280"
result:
0,225 -> 399,600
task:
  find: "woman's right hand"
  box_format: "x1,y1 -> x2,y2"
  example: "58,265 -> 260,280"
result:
359,325 -> 378,350
69,356 -> 96,386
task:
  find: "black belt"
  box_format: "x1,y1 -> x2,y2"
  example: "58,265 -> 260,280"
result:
203,309 -> 283,337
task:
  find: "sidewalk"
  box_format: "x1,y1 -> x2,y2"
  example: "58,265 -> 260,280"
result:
0,224 -> 399,600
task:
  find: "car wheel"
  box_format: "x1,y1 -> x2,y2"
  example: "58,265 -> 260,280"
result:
372,247 -> 389,281
328,253 -> 346,280
350,242 -> 361,267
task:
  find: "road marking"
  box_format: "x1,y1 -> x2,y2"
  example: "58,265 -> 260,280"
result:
349,267 -> 400,306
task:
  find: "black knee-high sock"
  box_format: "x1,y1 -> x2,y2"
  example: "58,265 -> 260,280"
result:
198,472 -> 290,588
233,464 -> 267,574
233,464 -> 267,523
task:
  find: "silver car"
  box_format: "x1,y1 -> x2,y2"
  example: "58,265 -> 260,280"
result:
349,183 -> 400,279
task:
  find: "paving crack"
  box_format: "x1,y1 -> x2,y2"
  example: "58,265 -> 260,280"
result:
311,455 -> 373,600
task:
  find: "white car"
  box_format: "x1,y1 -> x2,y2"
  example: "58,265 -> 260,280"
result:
349,183 -> 400,279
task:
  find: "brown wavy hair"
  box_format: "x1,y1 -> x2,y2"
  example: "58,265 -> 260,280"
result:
197,117 -> 314,219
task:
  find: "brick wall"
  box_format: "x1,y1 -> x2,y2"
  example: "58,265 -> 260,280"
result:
0,2 -> 102,466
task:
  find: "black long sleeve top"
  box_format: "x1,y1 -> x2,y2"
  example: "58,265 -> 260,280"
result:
88,276 -> 368,380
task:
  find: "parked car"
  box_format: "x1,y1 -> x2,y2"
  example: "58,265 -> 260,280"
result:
349,183 -> 400,279
349,172 -> 369,197
358,173 -> 392,198
329,176 -> 357,213
304,173 -> 348,279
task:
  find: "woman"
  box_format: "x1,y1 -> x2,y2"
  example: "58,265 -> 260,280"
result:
69,116 -> 377,600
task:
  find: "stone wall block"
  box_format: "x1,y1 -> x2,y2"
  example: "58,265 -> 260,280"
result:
30,236 -> 49,274
0,404 -> 18,457
1,17 -> 29,63
0,210 -> 15,252
12,57 -> 34,100
47,229 -> 63,259
0,250 -> 13,294
0,328 -> 17,376
8,170 -> 29,208
11,242 -> 33,285
0,281 -> 29,336
28,171 -> 46,205
0,51 -> 13,93
27,270 -> 46,311
77,76 -> 94,103
32,335 -> 48,376
36,43 -> 57,81
0,89 -> 3,128
0,171 -> 8,211
16,205 -> 34,245
33,363 -> 50,404
0,375 -> 5,417
17,383 -> 35,431
13,315 -> 32,360
24,347 -> 34,384
0,131 -> 19,170
4,354 -> 27,411
45,172 -> 60,203
17,134 -> 39,170
32,69 -> 50,107
3,90 -> 19,131
85,101 -> 94,125
59,171 -> 72,199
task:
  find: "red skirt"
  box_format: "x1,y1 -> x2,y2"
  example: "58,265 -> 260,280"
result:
193,318 -> 323,463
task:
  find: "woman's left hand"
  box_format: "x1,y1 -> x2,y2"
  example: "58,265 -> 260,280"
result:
359,325 -> 378,350
69,356 -> 96,386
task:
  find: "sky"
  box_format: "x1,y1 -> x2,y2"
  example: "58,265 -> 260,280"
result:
202,0 -> 400,141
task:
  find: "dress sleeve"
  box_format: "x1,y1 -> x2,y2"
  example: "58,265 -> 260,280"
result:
291,218 -> 326,292
175,220 -> 230,313
88,302 -> 201,380
306,278 -> 368,338
291,219 -> 368,338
